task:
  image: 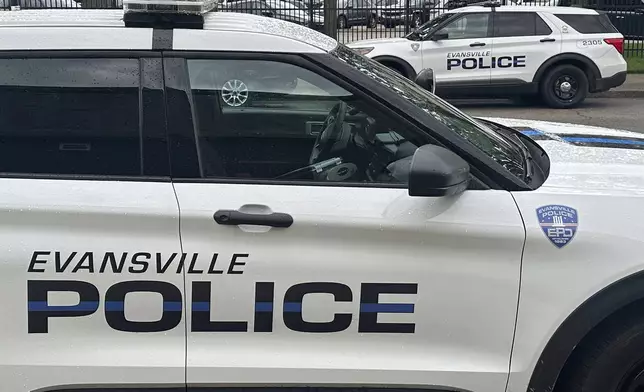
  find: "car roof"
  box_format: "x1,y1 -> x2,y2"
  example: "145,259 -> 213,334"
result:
450,5 -> 599,13
0,9 -> 338,52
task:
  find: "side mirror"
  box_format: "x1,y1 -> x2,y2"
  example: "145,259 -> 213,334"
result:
431,31 -> 448,40
408,145 -> 469,197
415,68 -> 435,94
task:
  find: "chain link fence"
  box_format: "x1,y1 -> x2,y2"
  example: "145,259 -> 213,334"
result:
1,0 -> 642,57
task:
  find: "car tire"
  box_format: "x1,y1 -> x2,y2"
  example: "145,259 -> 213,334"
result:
368,14 -> 377,28
555,312 -> 644,392
539,64 -> 588,109
337,15 -> 348,29
379,62 -> 406,77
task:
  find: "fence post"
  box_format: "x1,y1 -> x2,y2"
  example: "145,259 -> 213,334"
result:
404,0 -> 410,35
324,0 -> 338,39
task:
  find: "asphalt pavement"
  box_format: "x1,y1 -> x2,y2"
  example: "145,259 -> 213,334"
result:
456,97 -> 644,134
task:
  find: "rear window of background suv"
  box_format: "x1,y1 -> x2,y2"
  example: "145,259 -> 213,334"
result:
555,13 -> 620,34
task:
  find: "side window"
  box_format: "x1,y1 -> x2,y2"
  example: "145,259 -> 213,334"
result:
437,13 -> 490,40
493,12 -> 541,37
536,14 -> 553,35
0,58 -> 142,176
186,59 -> 430,184
554,13 -> 620,33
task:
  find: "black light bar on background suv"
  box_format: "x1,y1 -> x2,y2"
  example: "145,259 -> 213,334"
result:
123,0 -> 217,28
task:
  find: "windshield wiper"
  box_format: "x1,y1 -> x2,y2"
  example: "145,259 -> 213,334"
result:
477,119 -> 534,183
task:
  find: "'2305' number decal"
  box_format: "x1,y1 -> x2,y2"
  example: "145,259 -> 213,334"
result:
580,39 -> 603,47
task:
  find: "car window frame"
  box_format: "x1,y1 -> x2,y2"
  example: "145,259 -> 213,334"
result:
0,50 -> 170,182
430,11 -> 493,40
163,51 -> 447,188
163,51 -> 531,191
492,11 -> 539,37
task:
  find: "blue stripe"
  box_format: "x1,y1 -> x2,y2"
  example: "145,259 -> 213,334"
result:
163,301 -> 183,312
520,129 -> 542,136
562,137 -> 644,146
521,128 -> 644,146
28,301 -> 99,312
360,303 -> 415,313
104,301 -> 124,311
255,302 -> 273,312
104,301 -> 183,312
283,302 -> 302,312
192,301 -> 210,312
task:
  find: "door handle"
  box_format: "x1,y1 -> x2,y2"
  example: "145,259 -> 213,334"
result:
214,209 -> 294,228
470,42 -> 486,47
540,37 -> 556,42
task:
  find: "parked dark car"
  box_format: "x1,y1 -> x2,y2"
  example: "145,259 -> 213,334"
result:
376,0 -> 438,28
222,0 -> 276,16
337,0 -> 379,28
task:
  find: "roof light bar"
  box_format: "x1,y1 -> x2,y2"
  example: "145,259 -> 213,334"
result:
124,0 -> 216,14
123,0 -> 218,28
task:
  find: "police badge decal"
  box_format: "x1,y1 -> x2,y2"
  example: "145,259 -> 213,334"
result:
536,205 -> 579,248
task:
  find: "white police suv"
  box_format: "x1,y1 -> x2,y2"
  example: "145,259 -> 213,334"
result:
348,3 -> 628,108
1,3 -> 644,392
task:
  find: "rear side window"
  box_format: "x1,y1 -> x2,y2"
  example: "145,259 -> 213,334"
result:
493,12 -> 553,37
0,58 -> 142,177
555,13 -> 620,33
536,15 -> 553,35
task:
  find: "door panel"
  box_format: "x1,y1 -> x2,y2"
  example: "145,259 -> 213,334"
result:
490,12 -> 561,84
178,184 -> 524,392
0,56 -> 185,392
422,12 -> 493,86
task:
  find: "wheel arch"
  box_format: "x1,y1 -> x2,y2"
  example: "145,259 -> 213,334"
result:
532,53 -> 601,92
372,55 -> 417,79
528,269 -> 644,392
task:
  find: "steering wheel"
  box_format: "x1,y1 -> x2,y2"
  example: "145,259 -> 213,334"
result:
309,101 -> 347,165
274,102 -> 348,181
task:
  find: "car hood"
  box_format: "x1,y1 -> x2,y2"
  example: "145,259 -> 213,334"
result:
346,37 -> 409,47
480,117 -> 644,194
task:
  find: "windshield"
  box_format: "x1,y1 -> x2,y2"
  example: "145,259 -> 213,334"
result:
331,44 -> 526,179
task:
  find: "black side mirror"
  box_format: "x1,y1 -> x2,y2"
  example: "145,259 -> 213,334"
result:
415,68 -> 435,94
431,31 -> 448,40
408,145 -> 469,197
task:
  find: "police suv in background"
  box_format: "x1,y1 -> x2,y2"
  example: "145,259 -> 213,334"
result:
2,3 -> 644,392
348,3 -> 627,108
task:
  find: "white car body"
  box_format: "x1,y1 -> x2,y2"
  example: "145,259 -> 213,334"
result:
0,8 -> 643,392
348,5 -> 628,107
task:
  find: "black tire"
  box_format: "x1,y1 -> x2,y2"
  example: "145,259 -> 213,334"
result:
337,15 -> 348,29
556,312 -> 644,392
367,14 -> 377,28
384,21 -> 394,28
380,62 -> 406,78
539,64 -> 588,109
